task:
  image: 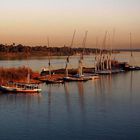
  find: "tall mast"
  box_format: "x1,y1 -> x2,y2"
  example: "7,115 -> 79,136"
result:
101,31 -> 108,70
79,31 -> 88,76
106,32 -> 110,70
130,32 -> 133,57
26,47 -> 30,84
95,37 -> 98,72
48,37 -> 51,76
109,29 -> 115,70
70,30 -> 76,48
81,31 -> 88,60
65,30 -> 76,77
66,30 -> 76,62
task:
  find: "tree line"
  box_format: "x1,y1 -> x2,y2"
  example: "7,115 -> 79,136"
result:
0,43 -> 101,56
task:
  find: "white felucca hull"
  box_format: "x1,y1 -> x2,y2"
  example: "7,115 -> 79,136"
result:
0,85 -> 41,93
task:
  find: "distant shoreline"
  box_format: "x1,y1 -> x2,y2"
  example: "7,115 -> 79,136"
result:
0,44 -> 120,59
114,49 -> 140,52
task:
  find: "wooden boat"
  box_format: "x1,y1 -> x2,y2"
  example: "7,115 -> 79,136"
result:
83,74 -> 100,80
45,79 -> 64,84
96,70 -> 112,75
0,82 -> 41,94
128,66 -> 140,71
63,76 -> 90,82
0,44 -> 42,94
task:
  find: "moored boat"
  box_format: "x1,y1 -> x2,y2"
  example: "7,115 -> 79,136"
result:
45,79 -> 64,84
0,82 -> 41,94
63,76 -> 89,82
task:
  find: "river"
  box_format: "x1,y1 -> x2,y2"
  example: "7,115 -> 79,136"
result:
0,52 -> 140,140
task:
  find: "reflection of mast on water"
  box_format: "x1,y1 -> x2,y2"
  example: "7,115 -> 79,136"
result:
77,82 -> 86,126
48,84 -> 52,121
77,82 -> 85,113
129,71 -> 133,104
64,83 -> 71,113
99,75 -> 113,107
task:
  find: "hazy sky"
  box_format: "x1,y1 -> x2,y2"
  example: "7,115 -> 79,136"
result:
0,0 -> 140,48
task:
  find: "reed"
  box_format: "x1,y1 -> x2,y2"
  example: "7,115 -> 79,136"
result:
0,66 -> 35,83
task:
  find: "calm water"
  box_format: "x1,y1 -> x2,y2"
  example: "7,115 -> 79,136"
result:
0,52 -> 140,140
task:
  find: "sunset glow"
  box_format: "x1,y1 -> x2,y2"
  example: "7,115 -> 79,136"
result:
0,0 -> 140,48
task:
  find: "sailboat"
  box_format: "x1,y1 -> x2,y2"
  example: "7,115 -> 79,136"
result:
64,31 -> 92,81
95,30 -> 123,74
128,33 -> 140,71
0,48 -> 42,93
40,37 -> 63,84
95,31 -> 112,75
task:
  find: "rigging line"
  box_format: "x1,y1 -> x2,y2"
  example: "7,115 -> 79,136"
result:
81,31 -> 88,59
70,29 -> 76,48
26,46 -> 30,83
130,32 -> 133,57
111,29 -> 115,52
102,31 -> 108,50
47,37 -> 51,65
66,30 -> 76,64
95,36 -> 99,55
47,37 -> 52,76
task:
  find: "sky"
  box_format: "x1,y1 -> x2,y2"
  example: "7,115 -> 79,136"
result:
0,0 -> 140,48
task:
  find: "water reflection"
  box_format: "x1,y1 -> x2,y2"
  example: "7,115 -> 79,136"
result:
0,93 -> 42,105
94,76 -> 112,108
0,71 -> 140,140
64,83 -> 71,113
48,84 -> 52,121
130,71 -> 133,94
129,71 -> 134,105
44,77 -> 115,120
77,82 -> 85,114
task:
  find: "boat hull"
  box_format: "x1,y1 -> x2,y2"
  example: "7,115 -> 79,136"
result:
0,86 -> 41,94
46,80 -> 64,84
63,77 -> 90,82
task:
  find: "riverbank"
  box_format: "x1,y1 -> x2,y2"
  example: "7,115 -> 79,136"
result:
0,66 -> 40,84
0,44 -> 119,60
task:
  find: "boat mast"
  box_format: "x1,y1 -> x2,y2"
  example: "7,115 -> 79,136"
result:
94,37 -> 98,72
48,37 -> 51,76
129,32 -> 136,67
130,32 -> 133,57
106,33 -> 110,70
26,47 -> 30,84
101,31 -> 108,70
65,30 -> 76,77
79,31 -> 88,76
109,29 -> 115,70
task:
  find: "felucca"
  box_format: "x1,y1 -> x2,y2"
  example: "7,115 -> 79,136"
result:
0,48 -> 42,93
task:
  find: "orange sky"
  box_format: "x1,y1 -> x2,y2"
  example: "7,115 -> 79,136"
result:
0,0 -> 140,49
